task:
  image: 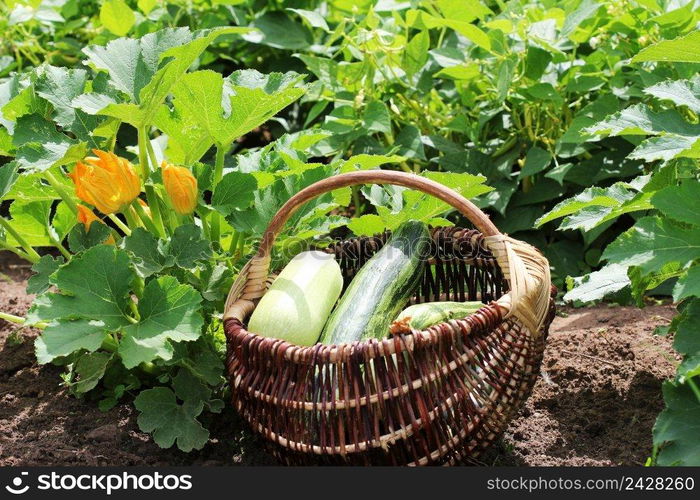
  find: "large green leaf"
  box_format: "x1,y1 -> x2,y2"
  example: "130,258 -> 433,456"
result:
653,381 -> 700,466
12,114 -> 86,172
121,227 -> 174,278
135,387 -> 209,452
86,27 -> 248,127
99,0 -> 135,37
0,162 -> 18,199
119,276 -> 203,368
35,319 -> 108,364
673,266 -> 700,302
651,182 -> 700,226
602,216 -> 700,275
211,171 -> 257,216
28,245 -> 135,330
563,263 -> 631,303
26,254 -> 64,295
633,31 -> 700,63
586,104 -> 700,137
169,69 -> 305,148
167,224 -> 212,269
644,78 -> 700,114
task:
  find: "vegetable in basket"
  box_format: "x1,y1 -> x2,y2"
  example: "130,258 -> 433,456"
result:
320,220 -> 430,345
248,251 -> 343,346
389,301 -> 484,334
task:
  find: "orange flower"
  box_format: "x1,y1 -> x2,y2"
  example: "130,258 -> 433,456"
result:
76,205 -> 115,244
69,150 -> 140,214
161,161 -> 197,215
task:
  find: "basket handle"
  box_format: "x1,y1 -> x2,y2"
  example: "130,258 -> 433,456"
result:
255,170 -> 500,259
225,170 -> 551,337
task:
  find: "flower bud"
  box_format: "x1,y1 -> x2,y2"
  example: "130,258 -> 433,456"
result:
161,161 -> 198,215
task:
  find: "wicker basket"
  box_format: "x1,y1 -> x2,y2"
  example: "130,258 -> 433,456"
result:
223,170 -> 554,465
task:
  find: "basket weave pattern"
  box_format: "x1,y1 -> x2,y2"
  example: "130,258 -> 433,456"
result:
223,171 -> 554,465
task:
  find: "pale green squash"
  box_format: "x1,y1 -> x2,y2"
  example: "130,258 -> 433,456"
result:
248,251 -> 343,346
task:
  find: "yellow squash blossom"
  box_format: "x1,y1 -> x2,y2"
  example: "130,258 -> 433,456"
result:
76,205 -> 115,244
69,150 -> 140,214
161,161 -> 198,215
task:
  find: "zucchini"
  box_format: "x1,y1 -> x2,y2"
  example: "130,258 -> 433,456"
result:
320,220 -> 430,345
248,251 -> 343,346
390,301 -> 484,334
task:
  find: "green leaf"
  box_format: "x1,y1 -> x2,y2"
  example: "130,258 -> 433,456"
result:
363,101 -> 392,134
602,217 -> 700,275
153,104 -> 211,165
628,135 -> 700,162
560,0 -> 601,38
27,254 -> 64,295
67,223 -> 112,253
673,266 -> 700,302
35,66 -> 88,128
99,0 -> 135,37
35,319 -> 108,364
288,8 -> 329,31
211,172 -> 257,215
73,352 -> 112,393
135,387 -> 209,451
586,104 -> 700,137
678,356 -> 700,380
0,162 -> 19,199
653,381 -> 700,466
167,224 -> 212,269
242,11 -> 312,50
347,214 -> 386,237
12,114 -> 86,172
536,184 -> 636,228
86,28 -> 247,127
651,182 -> 700,226
29,245 -> 135,330
633,31 -> 700,63
441,19 -> 491,51
121,227 -> 174,278
395,125 -> 425,160
563,263 -> 631,303
403,30 -> 430,78
170,69 -> 304,149
119,276 -> 203,368
519,146 -> 551,178
674,298 -> 700,356
644,78 -> 700,114
4,199 -> 53,247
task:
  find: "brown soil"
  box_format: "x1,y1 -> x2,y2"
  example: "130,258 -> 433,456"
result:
0,252 -> 678,466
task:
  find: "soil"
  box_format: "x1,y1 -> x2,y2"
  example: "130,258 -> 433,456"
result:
0,251 -> 679,466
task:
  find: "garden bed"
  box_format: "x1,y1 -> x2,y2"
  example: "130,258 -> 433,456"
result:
0,252 -> 677,466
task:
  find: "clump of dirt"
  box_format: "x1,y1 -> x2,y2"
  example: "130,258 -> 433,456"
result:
0,251 -> 678,466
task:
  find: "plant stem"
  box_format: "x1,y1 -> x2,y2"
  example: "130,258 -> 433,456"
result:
0,311 -> 48,329
0,243 -> 32,262
138,127 -> 167,237
210,144 -> 226,248
44,170 -> 78,214
688,377 -> 700,404
228,230 -> 240,255
107,214 -> 131,236
49,235 -> 71,260
0,218 -> 41,263
125,207 -> 143,229
131,200 -> 161,237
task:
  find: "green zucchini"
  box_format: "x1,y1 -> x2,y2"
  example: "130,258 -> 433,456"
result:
248,250 -> 343,346
320,220 -> 430,345
390,301 -> 484,333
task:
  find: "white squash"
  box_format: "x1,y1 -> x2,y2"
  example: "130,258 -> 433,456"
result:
248,251 -> 343,346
